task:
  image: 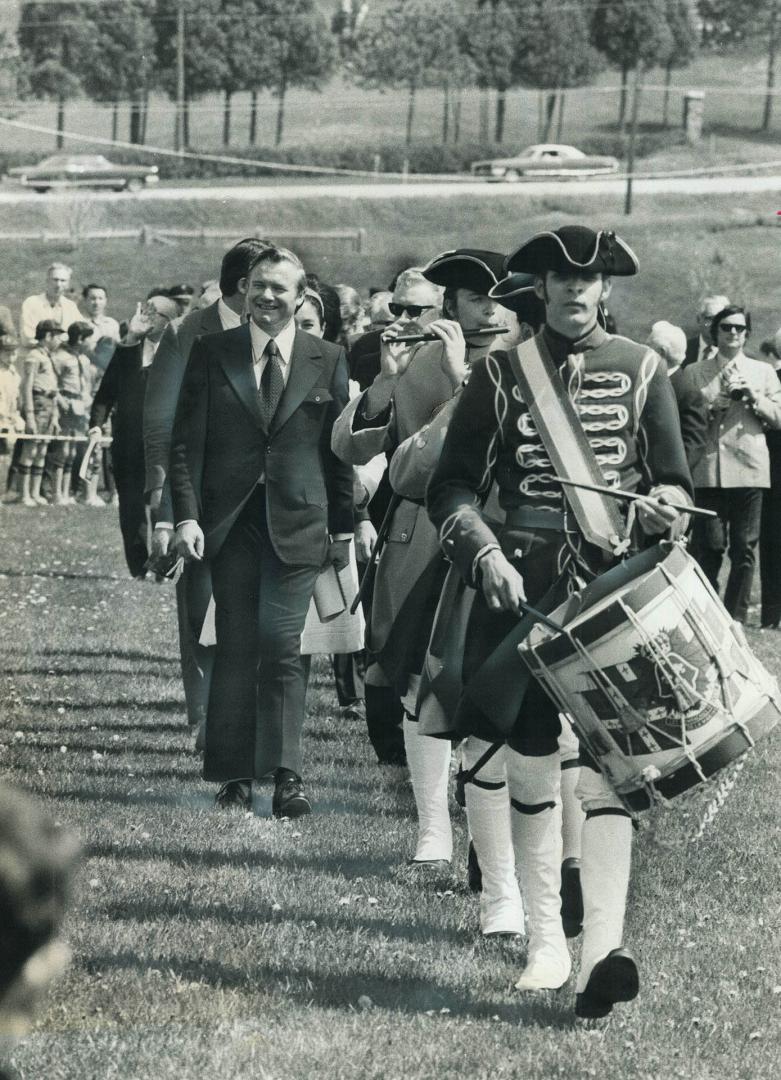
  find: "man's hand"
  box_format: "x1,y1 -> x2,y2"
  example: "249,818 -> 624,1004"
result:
478,549 -> 527,614
126,301 -> 152,339
175,521 -> 204,561
426,319 -> 467,389
636,487 -> 687,537
354,519 -> 377,563
378,318 -> 422,379
325,538 -> 351,572
25,417 -> 36,436
151,526 -> 174,560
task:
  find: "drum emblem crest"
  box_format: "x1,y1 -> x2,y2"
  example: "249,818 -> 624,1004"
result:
582,625 -> 720,742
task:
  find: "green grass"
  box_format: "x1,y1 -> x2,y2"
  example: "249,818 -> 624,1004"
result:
1,502 -> 780,1079
0,190 -> 779,347
2,46 -> 779,157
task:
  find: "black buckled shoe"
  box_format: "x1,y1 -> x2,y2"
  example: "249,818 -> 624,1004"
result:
215,779 -> 252,810
560,857 -> 584,938
272,774 -> 312,819
575,948 -> 639,1019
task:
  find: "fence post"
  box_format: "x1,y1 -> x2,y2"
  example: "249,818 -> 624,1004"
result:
355,228 -> 366,253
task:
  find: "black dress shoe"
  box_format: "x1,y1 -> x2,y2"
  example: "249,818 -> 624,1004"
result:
467,840 -> 482,893
272,775 -> 312,819
215,779 -> 252,810
560,857 -> 584,938
575,948 -> 639,1019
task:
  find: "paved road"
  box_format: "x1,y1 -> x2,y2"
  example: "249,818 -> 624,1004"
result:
0,173 -> 780,204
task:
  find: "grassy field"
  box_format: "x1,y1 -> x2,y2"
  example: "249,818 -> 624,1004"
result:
1,497 -> 780,1078
2,47 -> 779,157
0,189 -> 779,347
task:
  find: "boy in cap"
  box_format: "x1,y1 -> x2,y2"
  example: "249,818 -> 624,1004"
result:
426,226 -> 693,1016
332,249 -> 508,871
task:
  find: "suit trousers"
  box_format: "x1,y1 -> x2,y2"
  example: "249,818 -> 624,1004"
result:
760,482 -> 781,627
175,559 -> 215,727
204,484 -> 320,782
690,486 -> 763,622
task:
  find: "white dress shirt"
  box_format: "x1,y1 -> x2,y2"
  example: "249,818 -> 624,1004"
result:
217,297 -> 243,331
249,317 -> 295,389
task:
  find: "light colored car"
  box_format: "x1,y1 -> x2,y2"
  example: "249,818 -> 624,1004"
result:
471,143 -> 620,181
5,154 -> 160,193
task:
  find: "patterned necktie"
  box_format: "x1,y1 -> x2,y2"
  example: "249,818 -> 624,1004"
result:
259,338 -> 284,425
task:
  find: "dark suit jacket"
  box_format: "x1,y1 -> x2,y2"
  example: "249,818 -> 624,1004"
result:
170,322 -> 354,565
143,300 -> 223,522
348,328 -> 382,390
682,334 -> 700,368
89,340 -> 147,481
670,368 -> 708,473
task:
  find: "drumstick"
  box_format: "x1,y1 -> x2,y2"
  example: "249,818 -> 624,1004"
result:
555,476 -> 717,519
390,325 -> 510,344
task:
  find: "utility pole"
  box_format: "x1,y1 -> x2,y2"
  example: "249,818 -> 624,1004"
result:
623,63 -> 643,216
175,0 -> 186,152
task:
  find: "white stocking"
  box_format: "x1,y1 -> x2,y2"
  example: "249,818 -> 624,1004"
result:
403,715 -> 452,862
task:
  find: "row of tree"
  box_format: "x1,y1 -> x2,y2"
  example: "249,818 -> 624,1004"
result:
7,0 -> 780,149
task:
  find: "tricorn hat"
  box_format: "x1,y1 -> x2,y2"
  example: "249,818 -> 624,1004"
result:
422,249 -> 506,294
506,226 -> 638,277
488,272 -> 545,328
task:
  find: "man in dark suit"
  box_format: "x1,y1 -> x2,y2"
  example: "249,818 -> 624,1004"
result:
144,238 -> 271,733
170,246 -> 354,816
89,294 -> 178,577
682,293 -> 730,368
647,320 -> 709,472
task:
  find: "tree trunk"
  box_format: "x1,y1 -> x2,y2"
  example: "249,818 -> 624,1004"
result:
223,89 -> 232,146
56,97 -> 65,148
183,94 -> 190,148
542,91 -> 556,140
538,89 -> 544,140
405,82 -> 416,144
249,89 -> 258,145
662,62 -> 672,128
556,88 -> 565,141
762,1 -> 778,131
619,62 -> 629,130
442,82 -> 449,144
624,65 -> 643,215
275,74 -> 287,146
129,98 -> 142,144
479,88 -> 489,142
111,102 -> 118,144
453,88 -> 461,143
495,87 -> 506,143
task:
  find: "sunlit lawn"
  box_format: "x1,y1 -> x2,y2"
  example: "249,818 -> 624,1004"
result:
0,504 -> 779,1079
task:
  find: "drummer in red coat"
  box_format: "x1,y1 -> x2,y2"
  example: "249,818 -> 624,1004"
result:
426,226 -> 693,1017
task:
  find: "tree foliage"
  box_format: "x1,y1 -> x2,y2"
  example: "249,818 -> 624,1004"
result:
353,0 -> 465,142
591,0 -> 675,72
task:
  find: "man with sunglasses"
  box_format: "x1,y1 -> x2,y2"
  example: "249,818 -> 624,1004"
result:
341,267 -> 443,768
677,304 -> 781,621
332,249 -> 507,866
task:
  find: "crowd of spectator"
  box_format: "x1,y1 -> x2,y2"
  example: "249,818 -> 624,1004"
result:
2,261 -> 781,636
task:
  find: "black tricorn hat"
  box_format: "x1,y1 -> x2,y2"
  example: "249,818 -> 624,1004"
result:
422,249 -> 506,294
506,226 -> 639,277
488,272 -> 546,328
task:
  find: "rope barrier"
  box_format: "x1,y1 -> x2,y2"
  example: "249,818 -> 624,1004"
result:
3,115 -> 781,185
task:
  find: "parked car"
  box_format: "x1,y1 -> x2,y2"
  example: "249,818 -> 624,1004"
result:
470,143 -> 620,181
5,154 -> 160,193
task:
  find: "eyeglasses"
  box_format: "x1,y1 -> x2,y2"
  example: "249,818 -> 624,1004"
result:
388,303 -> 436,318
719,323 -> 747,333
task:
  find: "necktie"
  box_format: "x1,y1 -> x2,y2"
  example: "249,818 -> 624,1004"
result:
259,339 -> 284,425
